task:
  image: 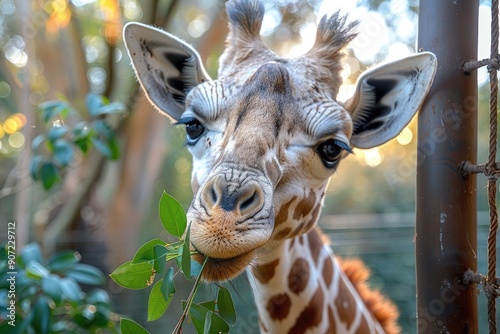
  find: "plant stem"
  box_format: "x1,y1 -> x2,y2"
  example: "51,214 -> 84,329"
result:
172,256 -> 208,334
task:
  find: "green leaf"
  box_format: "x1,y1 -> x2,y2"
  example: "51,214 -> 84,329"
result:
108,137 -> 120,160
191,259 -> 203,277
93,102 -> 126,116
39,100 -> 69,123
160,267 -> 175,300
47,125 -> 69,142
33,296 -> 51,333
147,279 -> 172,321
91,136 -> 112,158
189,303 -> 229,334
19,243 -> 44,267
39,161 -> 61,190
60,277 -> 83,302
53,138 -> 74,166
48,250 -> 81,272
66,263 -> 106,285
110,261 -> 154,290
203,311 -> 213,334
41,275 -> 63,304
75,137 -> 91,154
93,119 -> 115,140
120,318 -> 151,334
86,93 -> 105,117
73,122 -> 91,138
86,289 -> 111,304
30,155 -> 43,181
25,260 -> 49,279
217,287 -> 236,326
199,300 -> 216,312
32,134 -> 46,151
132,238 -> 165,263
158,191 -> 187,238
153,245 -> 168,276
73,122 -> 92,153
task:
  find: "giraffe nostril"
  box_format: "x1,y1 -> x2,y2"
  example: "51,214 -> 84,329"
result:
210,185 -> 218,206
239,191 -> 256,212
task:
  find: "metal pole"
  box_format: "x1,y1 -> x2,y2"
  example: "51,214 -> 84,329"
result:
416,1 -> 478,333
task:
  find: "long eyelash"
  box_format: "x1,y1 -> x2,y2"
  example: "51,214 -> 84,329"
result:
333,139 -> 353,154
175,117 -> 198,125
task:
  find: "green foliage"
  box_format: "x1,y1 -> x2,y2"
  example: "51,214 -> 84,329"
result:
31,93 -> 125,190
111,191 -> 237,334
0,243 -> 118,333
158,192 -> 187,238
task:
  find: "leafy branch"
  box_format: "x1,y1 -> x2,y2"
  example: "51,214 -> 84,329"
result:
31,93 -> 125,190
110,191 -> 236,334
0,243 -> 118,333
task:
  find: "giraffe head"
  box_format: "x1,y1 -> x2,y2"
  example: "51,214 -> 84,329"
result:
124,0 -> 436,282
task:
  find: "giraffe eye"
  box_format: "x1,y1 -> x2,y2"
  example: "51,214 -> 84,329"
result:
177,117 -> 205,145
317,139 -> 351,168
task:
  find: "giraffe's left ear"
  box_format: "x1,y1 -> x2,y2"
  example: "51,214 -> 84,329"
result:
123,22 -> 211,121
344,52 -> 437,149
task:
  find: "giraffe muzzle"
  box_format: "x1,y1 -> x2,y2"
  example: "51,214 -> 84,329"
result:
187,166 -> 275,281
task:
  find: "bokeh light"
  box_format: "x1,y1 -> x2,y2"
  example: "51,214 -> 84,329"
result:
187,14 -> 210,38
364,147 -> 384,167
45,0 -> 72,34
8,132 -> 25,149
397,128 -> 413,146
3,118 -> 18,134
122,0 -> 142,20
0,81 -> 11,98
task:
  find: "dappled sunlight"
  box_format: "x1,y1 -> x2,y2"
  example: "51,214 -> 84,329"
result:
100,0 -> 122,45
0,113 -> 27,153
45,0 -> 72,34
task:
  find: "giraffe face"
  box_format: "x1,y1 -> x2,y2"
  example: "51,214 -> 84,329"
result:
182,62 -> 353,281
123,0 -> 436,282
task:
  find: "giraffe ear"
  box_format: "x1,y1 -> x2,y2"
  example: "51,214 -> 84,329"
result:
344,52 -> 437,149
123,22 -> 211,121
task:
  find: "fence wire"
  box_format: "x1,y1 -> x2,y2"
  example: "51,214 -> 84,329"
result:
486,0 -> 499,331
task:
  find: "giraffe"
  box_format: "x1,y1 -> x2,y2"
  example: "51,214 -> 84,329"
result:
123,0 -> 437,332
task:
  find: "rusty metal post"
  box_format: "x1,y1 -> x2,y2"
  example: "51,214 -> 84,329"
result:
416,1 -> 478,333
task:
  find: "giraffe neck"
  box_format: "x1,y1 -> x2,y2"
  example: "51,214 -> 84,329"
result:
249,227 -> 389,334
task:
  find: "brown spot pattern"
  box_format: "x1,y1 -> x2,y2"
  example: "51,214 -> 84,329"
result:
289,222 -> 305,238
288,258 -> 310,294
322,256 -> 333,288
273,227 -> 291,240
307,228 -> 324,265
287,286 -> 324,334
293,190 -> 317,220
267,293 -> 291,321
305,202 -> 321,231
358,316 -> 370,333
276,196 -> 297,227
326,306 -> 337,334
335,277 -> 357,329
252,259 -> 280,284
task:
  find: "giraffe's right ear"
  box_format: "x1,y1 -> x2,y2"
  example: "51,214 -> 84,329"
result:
123,22 -> 211,121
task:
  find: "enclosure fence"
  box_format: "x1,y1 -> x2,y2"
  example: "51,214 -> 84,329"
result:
460,0 -> 500,332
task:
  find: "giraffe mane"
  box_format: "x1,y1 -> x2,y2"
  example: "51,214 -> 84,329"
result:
337,257 -> 401,334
